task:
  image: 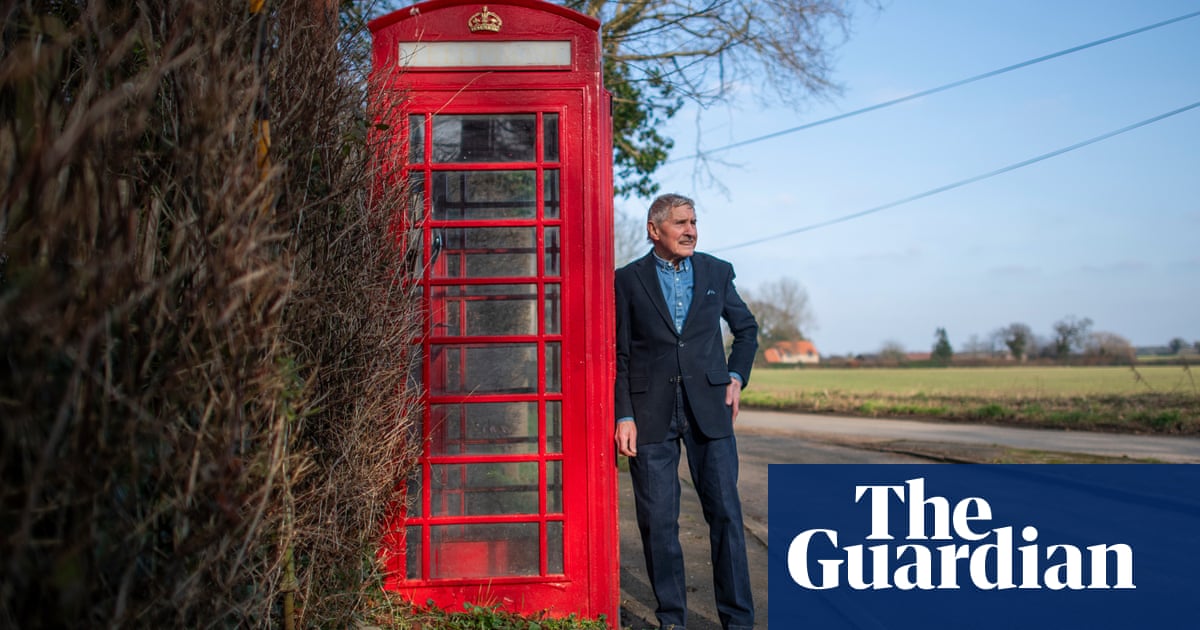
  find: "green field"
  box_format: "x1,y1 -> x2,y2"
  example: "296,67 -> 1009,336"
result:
742,365 -> 1200,434
751,365 -> 1197,397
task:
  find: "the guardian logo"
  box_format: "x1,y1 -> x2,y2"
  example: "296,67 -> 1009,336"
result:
786,477 -> 1135,591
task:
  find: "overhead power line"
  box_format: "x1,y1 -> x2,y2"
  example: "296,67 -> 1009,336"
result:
711,100 -> 1200,253
671,9 -> 1200,163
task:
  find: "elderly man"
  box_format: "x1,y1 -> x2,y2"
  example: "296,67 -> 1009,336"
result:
614,193 -> 758,630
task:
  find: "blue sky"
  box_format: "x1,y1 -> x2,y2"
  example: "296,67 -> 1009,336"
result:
614,0 -> 1200,356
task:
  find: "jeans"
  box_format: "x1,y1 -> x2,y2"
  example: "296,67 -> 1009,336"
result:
628,384 -> 754,630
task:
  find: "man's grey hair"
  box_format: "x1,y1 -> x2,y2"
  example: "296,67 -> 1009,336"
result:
646,193 -> 695,242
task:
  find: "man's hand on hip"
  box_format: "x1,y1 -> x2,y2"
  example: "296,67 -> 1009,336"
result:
615,421 -> 638,457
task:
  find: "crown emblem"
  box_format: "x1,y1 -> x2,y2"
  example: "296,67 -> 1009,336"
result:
468,6 -> 502,33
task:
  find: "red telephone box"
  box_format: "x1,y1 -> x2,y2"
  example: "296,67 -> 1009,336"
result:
369,1 -> 617,624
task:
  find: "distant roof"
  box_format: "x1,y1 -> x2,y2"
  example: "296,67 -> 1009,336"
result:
764,340 -> 820,364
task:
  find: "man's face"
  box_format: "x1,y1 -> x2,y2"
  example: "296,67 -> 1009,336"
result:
648,204 -> 697,263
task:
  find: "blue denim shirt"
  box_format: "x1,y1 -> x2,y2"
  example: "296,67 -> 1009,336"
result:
653,251 -> 692,334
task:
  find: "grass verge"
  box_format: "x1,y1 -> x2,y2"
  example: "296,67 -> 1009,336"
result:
861,440 -> 1163,464
367,598 -> 609,630
742,389 -> 1200,434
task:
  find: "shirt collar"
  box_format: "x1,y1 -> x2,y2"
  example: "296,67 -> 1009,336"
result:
651,250 -> 691,272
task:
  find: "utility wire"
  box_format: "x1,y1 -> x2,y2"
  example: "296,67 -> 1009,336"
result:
671,10 -> 1200,164
711,100 -> 1200,252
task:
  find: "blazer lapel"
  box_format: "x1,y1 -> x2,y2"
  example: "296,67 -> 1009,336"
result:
633,254 -> 677,334
680,254 -> 709,334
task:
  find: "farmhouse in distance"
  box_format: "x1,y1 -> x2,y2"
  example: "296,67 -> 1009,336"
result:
764,340 -> 821,365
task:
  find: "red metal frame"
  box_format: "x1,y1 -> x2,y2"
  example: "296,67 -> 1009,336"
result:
370,1 -> 617,625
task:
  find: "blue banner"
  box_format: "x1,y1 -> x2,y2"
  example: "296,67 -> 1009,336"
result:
768,465 -> 1200,629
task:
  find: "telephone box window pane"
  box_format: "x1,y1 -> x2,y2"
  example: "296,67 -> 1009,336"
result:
429,402 -> 538,456
543,226 -> 560,277
430,523 -> 539,579
547,460 -> 563,513
545,401 -> 562,454
430,343 -> 537,395
543,284 -> 560,334
433,114 -> 536,163
547,521 -> 563,574
432,284 -> 537,337
543,114 -> 559,162
406,475 -> 423,517
408,115 -> 425,163
432,171 -> 536,220
406,171 -> 426,222
545,342 -> 561,393
434,227 -> 537,278
405,526 -> 422,580
431,462 -> 540,516
543,170 -> 560,219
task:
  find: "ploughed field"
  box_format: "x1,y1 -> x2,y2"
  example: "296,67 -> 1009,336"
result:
742,366 -> 1200,434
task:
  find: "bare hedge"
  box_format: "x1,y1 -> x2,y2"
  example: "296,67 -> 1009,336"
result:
1,1 -> 418,627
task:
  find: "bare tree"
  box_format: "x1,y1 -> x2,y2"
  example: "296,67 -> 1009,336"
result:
742,277 -> 815,352
563,0 -> 863,194
615,207 -> 649,266
1085,331 -> 1135,363
961,334 -> 996,359
879,340 -> 906,363
1052,315 -> 1094,359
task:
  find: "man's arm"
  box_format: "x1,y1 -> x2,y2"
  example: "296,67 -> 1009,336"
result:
722,268 -> 758,388
614,273 -> 638,456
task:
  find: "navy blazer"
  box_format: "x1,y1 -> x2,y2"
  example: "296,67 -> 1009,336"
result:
614,251 -> 758,444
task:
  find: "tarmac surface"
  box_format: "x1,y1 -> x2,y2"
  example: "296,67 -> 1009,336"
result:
616,408 -> 1200,629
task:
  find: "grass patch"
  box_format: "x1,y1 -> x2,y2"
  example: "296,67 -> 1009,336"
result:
971,403 -> 1009,421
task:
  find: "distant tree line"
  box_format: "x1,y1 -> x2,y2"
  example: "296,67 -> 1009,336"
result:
888,316 -> 1200,366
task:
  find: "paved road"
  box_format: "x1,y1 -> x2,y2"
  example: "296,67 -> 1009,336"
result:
617,409 -> 1200,629
736,408 -> 1200,464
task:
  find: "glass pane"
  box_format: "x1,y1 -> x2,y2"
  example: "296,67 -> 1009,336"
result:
429,343 -> 537,395
431,523 -> 539,578
432,284 -> 537,336
543,226 -> 560,277
430,402 -> 539,456
545,342 -> 561,393
545,401 -> 562,454
543,113 -> 559,162
406,475 -> 423,517
543,284 -> 560,334
431,461 -> 540,516
408,114 -> 425,163
547,460 -> 562,513
433,227 -> 537,278
432,171 -> 536,220
547,521 -> 563,574
407,172 -> 425,224
433,114 -> 536,162
406,526 -> 422,580
543,170 -> 560,219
